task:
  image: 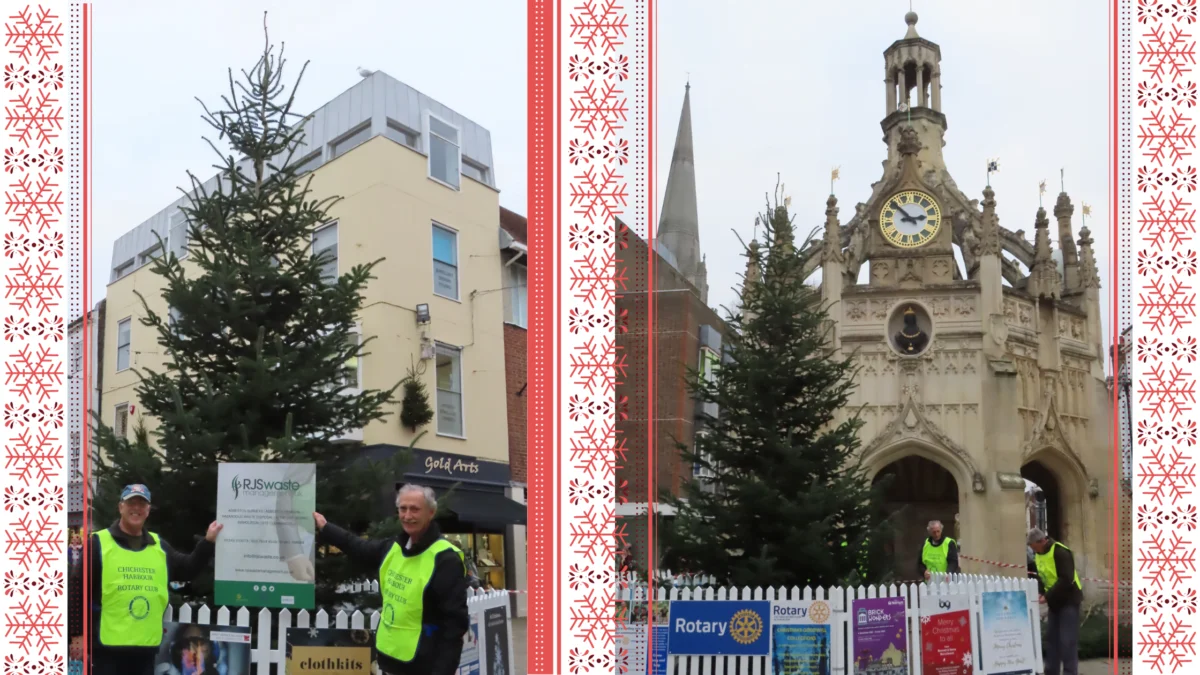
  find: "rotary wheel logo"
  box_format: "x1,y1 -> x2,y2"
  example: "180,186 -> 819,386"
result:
729,609 -> 763,645
383,605 -> 396,625
128,596 -> 150,620
809,601 -> 831,623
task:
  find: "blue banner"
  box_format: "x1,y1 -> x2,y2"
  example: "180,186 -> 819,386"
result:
667,600 -> 772,656
649,625 -> 669,675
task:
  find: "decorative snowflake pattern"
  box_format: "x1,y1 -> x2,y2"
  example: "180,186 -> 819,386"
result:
1,4 -> 69,664
1137,3 -> 1200,672
554,0 -> 634,668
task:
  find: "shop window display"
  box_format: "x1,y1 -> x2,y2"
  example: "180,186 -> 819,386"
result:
445,533 -> 507,590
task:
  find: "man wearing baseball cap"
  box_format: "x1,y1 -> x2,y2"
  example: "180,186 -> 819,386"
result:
86,484 -> 223,675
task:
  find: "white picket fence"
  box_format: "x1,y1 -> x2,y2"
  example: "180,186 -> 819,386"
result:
166,588 -> 514,674
618,574 -> 1044,675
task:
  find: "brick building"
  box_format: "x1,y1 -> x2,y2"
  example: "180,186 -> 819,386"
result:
615,83 -> 727,572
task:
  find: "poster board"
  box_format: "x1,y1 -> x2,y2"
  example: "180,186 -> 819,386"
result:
155,623 -> 252,675
483,605 -> 513,675
215,462 -> 316,609
851,597 -> 909,675
919,594 -> 974,675
979,590 -> 1036,675
771,599 -> 834,675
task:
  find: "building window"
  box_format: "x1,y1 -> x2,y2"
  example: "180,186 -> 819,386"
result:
385,120 -> 418,149
114,403 -> 129,439
503,262 -> 527,328
340,331 -> 361,390
432,224 -> 459,300
114,259 -> 134,280
170,210 -> 189,260
428,114 -> 461,189
699,347 -> 720,384
331,123 -> 371,159
462,158 -> 490,184
313,222 -> 338,285
291,151 -> 322,175
116,319 -> 131,371
139,243 -> 162,265
71,353 -> 82,375
435,343 -> 463,437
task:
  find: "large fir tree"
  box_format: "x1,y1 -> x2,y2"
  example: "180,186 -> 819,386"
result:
661,183 -> 893,589
90,19 -> 402,605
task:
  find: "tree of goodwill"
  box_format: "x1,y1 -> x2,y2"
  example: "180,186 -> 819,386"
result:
90,19 -> 401,606
661,185 -> 893,590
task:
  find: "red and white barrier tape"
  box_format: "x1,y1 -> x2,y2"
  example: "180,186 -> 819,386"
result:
959,554 -> 1132,588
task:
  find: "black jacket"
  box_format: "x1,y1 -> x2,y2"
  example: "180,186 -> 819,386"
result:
79,522 -> 215,657
916,536 -> 960,576
319,521 -> 468,675
1030,539 -> 1083,611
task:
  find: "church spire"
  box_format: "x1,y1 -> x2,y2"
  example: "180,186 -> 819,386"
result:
658,82 -> 705,301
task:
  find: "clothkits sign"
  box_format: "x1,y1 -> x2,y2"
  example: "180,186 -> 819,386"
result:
285,626 -> 375,675
667,600 -> 771,656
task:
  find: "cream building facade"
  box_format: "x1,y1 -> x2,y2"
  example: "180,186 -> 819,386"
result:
100,72 -> 527,600
783,13 -> 1114,585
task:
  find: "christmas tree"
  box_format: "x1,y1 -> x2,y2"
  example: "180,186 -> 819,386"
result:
90,17 -> 401,605
661,182 -> 892,589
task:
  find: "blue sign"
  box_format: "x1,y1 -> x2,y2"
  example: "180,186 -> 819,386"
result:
667,600 -> 771,656
649,625 -> 669,675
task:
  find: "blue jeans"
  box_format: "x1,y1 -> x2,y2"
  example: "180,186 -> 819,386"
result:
1044,604 -> 1080,675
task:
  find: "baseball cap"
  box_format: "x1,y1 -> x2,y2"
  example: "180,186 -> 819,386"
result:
120,484 -> 152,503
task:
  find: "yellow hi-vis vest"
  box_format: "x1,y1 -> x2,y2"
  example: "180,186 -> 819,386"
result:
96,528 -> 170,647
1034,541 -> 1083,591
376,538 -> 465,662
921,537 -> 956,574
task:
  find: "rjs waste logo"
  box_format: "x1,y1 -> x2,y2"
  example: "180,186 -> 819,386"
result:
231,475 -> 302,499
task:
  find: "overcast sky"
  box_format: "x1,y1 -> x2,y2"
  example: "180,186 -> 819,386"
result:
93,0 -> 527,297
96,1 -> 1113,349
657,0 -> 1114,346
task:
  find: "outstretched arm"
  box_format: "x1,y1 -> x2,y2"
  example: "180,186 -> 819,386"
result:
164,522 -> 222,582
312,513 -> 393,571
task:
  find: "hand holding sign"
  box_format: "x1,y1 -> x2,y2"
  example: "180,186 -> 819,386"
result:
205,522 -> 223,542
313,512 -> 327,531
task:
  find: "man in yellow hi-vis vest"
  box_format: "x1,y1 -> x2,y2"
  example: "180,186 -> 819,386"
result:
1028,528 -> 1083,675
85,484 -> 223,675
314,484 -> 468,675
917,520 -> 960,580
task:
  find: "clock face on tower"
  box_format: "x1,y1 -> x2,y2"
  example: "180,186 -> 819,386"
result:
879,190 -> 942,248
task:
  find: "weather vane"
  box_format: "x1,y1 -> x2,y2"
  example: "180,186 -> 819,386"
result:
1060,168 -> 1065,193
1038,179 -> 1047,207
1082,203 -> 1092,228
831,166 -> 841,195
986,158 -> 999,187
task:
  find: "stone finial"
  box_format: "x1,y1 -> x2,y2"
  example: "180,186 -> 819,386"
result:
904,11 -> 920,39
823,194 -> 844,264
898,125 -> 923,156
1028,206 -> 1062,300
979,185 -> 1001,257
1078,226 -> 1101,289
1053,191 -> 1079,265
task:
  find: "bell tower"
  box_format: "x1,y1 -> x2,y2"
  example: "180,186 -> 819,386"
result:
863,12 -> 956,289
882,12 -> 947,174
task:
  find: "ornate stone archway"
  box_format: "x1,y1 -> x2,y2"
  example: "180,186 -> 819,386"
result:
1022,445 -> 1092,558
